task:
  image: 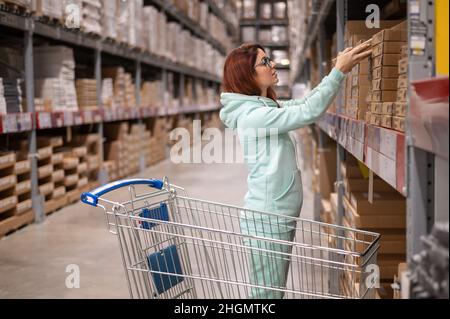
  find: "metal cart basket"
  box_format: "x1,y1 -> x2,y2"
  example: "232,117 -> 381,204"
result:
81,178 -> 380,299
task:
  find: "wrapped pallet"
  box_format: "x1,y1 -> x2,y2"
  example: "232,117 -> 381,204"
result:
32,0 -> 63,22
34,46 -> 78,111
101,0 -> 117,40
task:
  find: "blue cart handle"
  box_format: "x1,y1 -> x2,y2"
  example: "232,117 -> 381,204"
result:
81,178 -> 164,207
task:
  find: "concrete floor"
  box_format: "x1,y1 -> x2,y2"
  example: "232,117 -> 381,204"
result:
0,136 -> 314,299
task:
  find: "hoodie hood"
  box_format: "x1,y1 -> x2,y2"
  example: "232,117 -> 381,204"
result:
219,93 -> 278,129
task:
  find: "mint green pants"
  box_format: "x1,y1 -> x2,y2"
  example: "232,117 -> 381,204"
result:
240,212 -> 297,299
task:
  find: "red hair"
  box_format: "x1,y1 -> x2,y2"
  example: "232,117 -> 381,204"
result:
223,43 -> 278,103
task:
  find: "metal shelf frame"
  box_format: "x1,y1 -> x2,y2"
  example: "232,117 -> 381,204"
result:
0,9 -> 224,224
303,0 -> 448,269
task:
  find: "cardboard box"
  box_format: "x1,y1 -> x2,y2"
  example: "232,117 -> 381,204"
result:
378,230 -> 406,255
345,20 -> 403,40
392,116 -> 405,132
393,102 -> 407,117
372,54 -> 401,68
373,78 -> 398,90
372,29 -> 407,45
373,66 -> 399,79
370,113 -> 381,126
351,85 -> 370,100
343,196 -> 406,229
352,75 -> 371,87
372,90 -> 398,102
352,62 -> 370,75
341,161 -> 364,179
344,177 -> 397,196
382,102 -> 394,115
397,88 -> 408,102
318,146 -> 337,200
398,58 -> 408,74
372,42 -> 405,57
38,146 -> 52,160
370,102 -> 383,114
381,115 -> 393,128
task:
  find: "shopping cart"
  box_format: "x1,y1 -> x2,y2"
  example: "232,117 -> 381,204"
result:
81,177 -> 381,299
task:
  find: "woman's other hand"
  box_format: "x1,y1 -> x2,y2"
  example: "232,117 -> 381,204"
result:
335,40 -> 372,74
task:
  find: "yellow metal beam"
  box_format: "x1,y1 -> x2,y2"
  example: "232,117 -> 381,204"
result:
436,0 -> 449,75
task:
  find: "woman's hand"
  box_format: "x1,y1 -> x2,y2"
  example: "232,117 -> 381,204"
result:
334,41 -> 372,74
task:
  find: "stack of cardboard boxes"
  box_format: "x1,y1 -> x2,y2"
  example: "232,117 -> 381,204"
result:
366,22 -> 407,129
343,20 -> 402,119
47,137 -> 66,213
140,81 -> 163,109
339,155 -> 406,299
0,151 -> 34,238
75,79 -> 98,109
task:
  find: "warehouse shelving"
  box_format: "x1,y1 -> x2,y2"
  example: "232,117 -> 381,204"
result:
240,18 -> 289,27
238,0 -> 291,99
292,0 -> 448,296
145,0 -> 237,55
0,1 -> 233,230
204,0 -> 239,38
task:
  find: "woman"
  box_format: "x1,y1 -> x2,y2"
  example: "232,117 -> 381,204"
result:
219,43 -> 371,299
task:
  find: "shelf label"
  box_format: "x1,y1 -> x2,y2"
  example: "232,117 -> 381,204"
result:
37,113 -> 52,129
64,112 -> 74,126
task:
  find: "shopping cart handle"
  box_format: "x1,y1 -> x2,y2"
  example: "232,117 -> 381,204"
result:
81,179 -> 164,207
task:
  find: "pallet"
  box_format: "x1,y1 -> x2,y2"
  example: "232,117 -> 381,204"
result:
0,0 -> 31,16
45,195 -> 68,216
0,210 -> 34,239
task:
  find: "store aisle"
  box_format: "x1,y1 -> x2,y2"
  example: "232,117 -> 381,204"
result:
0,136 -> 314,299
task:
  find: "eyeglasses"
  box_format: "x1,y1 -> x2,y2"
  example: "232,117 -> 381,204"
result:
254,56 -> 275,69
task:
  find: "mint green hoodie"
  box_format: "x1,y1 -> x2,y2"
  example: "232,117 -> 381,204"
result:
220,69 -> 344,299
220,68 -> 345,299
220,68 -> 345,217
